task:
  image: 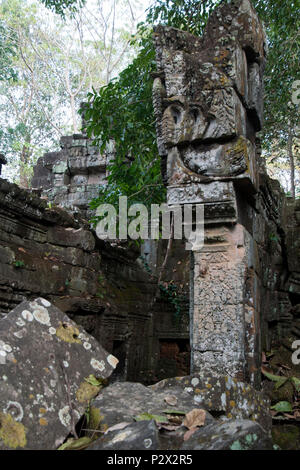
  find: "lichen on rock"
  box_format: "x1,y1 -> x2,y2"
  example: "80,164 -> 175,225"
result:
56,322 -> 81,344
0,412 -> 27,449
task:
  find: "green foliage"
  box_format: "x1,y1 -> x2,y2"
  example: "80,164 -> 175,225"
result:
83,1 -> 221,219
139,255 -> 185,321
96,274 -> 107,299
252,0 -> 300,145
159,281 -> 184,322
134,412 -> 168,423
262,368 -> 300,392
57,436 -> 93,450
13,260 -> 25,268
84,375 -> 105,387
0,20 -> 17,82
139,255 -> 152,275
146,0 -> 221,36
40,0 -> 85,17
84,32 -> 165,215
271,401 -> 293,413
269,233 -> 279,242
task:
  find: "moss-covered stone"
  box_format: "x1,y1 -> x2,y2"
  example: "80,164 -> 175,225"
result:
0,412 -> 27,449
272,425 -> 300,450
76,381 -> 101,404
269,381 -> 295,403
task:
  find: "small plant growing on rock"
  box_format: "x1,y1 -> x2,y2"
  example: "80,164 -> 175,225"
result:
13,260 -> 25,269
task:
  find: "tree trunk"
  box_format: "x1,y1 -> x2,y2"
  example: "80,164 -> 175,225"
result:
288,123 -> 295,199
19,138 -> 31,189
70,94 -> 78,134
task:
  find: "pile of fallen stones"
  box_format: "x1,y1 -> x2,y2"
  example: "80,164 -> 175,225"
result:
0,299 -> 274,450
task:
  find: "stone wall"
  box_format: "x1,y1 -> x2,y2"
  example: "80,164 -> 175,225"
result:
0,178 -> 190,383
31,133 -> 113,219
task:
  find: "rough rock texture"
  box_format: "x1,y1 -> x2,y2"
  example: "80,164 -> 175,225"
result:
31,134 -> 114,219
85,375 -> 272,450
90,381 -> 214,427
0,177 -> 190,384
0,298 -> 118,450
150,374 -> 271,432
88,420 -> 159,450
181,419 -> 273,450
152,0 -> 300,387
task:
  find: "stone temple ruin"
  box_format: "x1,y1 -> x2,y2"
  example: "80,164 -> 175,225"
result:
0,0 -> 299,450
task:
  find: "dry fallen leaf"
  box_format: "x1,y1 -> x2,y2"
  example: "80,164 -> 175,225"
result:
183,409 -> 206,429
168,415 -> 184,425
294,410 -> 300,419
105,422 -> 131,434
283,413 -> 296,419
183,428 -> 198,441
164,395 -> 178,406
158,424 -> 180,432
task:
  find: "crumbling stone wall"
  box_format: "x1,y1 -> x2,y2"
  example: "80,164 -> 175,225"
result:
152,0 -> 300,387
31,133 -> 113,219
0,178 -> 190,383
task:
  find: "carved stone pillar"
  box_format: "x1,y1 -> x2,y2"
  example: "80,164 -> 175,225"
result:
153,0 -> 267,386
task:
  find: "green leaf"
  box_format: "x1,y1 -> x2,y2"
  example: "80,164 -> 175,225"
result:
162,409 -> 186,415
58,436 -> 93,450
84,375 -> 104,387
290,376 -> 300,392
270,401 -> 293,413
134,413 -> 168,424
274,377 -> 289,389
261,368 -> 288,389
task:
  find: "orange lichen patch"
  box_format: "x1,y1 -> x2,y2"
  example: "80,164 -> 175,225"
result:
214,49 -> 230,64
219,75 -> 230,86
194,388 -> 201,394
44,368 -> 50,374
11,358 -> 17,364
0,412 -> 27,449
39,418 -> 48,426
206,383 -> 212,389
39,408 -> 47,414
229,400 -> 236,408
29,394 -> 34,400
225,136 -> 249,165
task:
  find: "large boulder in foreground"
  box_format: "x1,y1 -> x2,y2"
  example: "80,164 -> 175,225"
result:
0,298 -> 118,450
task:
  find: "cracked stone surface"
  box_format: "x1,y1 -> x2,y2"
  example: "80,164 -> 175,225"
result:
0,298 -> 118,450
